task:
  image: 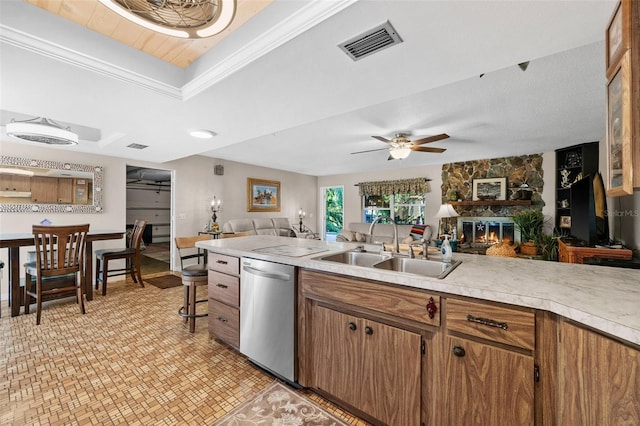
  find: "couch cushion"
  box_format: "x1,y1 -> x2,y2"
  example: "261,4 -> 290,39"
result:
271,218 -> 296,237
222,219 -> 256,234
253,218 -> 277,236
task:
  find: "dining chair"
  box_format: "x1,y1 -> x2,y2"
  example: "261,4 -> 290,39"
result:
95,220 -> 147,296
24,224 -> 90,325
175,234 -> 210,333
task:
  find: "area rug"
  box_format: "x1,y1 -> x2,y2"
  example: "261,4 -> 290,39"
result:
145,274 -> 182,289
213,381 -> 349,426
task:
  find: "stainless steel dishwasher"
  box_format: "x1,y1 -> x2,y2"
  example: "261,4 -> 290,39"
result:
240,257 -> 296,383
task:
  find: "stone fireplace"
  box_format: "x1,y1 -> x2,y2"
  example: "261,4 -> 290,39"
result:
441,154 -> 544,254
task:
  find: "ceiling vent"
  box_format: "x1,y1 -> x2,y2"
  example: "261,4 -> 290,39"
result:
127,143 -> 149,150
5,117 -> 78,145
339,21 -> 403,61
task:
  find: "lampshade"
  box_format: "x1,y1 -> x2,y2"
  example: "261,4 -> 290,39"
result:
434,204 -> 459,218
389,147 -> 411,159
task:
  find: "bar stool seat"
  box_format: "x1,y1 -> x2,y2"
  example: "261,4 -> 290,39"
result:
174,234 -> 211,333
177,265 -> 208,333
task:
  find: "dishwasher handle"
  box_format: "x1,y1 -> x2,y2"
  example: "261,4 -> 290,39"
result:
243,265 -> 291,281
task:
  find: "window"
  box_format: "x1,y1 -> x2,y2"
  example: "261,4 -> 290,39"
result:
363,193 -> 425,224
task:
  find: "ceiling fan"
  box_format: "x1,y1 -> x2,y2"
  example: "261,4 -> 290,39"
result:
351,132 -> 449,160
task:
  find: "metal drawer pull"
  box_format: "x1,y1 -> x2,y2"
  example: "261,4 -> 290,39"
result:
466,314 -> 508,330
216,283 -> 228,289
217,316 -> 228,323
216,260 -> 228,265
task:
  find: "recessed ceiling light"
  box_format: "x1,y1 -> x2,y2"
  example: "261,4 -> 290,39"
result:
189,129 -> 216,139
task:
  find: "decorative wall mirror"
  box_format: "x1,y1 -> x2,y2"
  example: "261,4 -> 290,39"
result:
0,156 -> 103,213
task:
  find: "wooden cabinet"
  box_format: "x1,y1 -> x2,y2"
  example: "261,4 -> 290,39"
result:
208,253 -> 240,349
558,238 -> 632,263
30,176 -> 58,203
310,304 -> 421,426
57,178 -> 73,203
556,318 -> 640,425
0,174 -> 31,192
300,269 -> 429,425
555,142 -> 599,236
443,298 -> 536,425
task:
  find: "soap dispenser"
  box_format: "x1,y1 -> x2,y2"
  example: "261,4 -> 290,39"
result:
441,234 -> 452,263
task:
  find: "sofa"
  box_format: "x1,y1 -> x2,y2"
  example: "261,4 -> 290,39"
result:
336,222 -> 431,245
222,217 -> 308,238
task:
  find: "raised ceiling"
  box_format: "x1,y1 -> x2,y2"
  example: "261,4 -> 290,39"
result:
0,0 -> 617,176
24,0 -> 273,68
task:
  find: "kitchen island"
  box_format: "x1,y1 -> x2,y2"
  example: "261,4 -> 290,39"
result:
198,235 -> 640,425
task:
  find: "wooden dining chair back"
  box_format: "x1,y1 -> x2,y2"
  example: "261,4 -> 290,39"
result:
24,224 -> 90,325
175,235 -> 210,333
95,220 -> 147,296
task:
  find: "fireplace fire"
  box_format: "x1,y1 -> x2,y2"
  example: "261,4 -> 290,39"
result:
457,217 -> 516,254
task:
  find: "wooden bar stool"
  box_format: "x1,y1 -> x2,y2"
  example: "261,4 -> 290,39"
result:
175,235 -> 210,333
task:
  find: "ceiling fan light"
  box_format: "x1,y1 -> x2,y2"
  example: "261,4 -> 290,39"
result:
389,147 -> 411,159
6,117 -> 79,145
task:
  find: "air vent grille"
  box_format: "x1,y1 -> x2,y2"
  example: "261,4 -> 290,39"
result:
127,143 -> 149,150
339,21 -> 403,61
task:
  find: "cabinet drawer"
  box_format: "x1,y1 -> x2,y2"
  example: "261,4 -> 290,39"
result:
447,299 -> 535,350
301,269 -> 441,326
208,253 -> 239,275
208,271 -> 240,306
209,300 -> 239,349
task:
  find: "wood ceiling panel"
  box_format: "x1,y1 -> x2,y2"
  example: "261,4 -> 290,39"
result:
25,0 -> 273,69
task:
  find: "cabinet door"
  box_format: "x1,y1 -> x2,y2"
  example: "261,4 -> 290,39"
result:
557,320 -> 640,425
361,319 -> 421,426
444,336 -> 534,426
57,178 -> 73,203
30,176 -> 58,203
310,305 -> 361,408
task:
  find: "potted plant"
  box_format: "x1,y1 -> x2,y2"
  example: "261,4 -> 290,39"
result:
538,232 -> 559,261
512,210 -> 544,256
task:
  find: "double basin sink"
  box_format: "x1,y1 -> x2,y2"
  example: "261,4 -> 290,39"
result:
315,250 -> 461,279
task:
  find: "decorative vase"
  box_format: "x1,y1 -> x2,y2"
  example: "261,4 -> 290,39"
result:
520,242 -> 538,256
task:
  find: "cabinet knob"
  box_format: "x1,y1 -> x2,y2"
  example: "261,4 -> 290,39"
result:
425,297 -> 437,319
348,322 -> 357,331
364,326 -> 374,335
452,345 -> 466,357
217,316 -> 228,323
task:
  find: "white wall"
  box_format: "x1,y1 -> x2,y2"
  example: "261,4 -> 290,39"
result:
0,140 -> 318,301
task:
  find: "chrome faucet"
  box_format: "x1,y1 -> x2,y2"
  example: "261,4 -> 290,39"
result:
368,216 -> 399,254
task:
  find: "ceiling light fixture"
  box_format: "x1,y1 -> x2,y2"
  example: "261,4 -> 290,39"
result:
189,129 -> 215,139
97,0 -> 236,39
5,117 -> 79,145
389,146 -> 411,159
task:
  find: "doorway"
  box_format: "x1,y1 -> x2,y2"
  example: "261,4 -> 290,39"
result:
126,166 -> 173,275
321,186 -> 344,242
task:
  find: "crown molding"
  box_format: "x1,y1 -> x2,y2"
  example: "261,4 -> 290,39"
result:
1,0 -> 357,101
0,25 -> 183,99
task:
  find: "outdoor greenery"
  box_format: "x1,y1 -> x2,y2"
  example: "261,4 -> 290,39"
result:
325,187 -> 343,233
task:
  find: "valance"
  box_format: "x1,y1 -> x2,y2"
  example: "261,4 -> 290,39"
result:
356,178 -> 431,196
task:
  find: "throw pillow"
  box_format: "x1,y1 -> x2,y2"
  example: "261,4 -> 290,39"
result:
355,232 -> 368,242
339,229 -> 355,242
410,224 -> 428,240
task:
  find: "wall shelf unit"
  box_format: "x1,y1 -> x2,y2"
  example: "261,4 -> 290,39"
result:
555,142 -> 599,235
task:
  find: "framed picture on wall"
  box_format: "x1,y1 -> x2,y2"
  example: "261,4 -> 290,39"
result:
605,50 -> 633,196
472,177 -> 507,201
559,216 -> 571,229
606,0 -> 632,78
247,178 -> 281,212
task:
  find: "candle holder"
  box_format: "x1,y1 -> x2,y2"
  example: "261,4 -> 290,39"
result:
211,196 -> 222,230
298,208 -> 306,232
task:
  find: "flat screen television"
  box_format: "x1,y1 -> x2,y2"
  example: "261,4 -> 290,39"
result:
570,174 -> 607,246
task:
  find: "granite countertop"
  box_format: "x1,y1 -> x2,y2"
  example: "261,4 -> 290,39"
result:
197,235 -> 640,347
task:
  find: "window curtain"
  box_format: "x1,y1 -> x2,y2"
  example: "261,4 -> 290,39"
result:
356,178 -> 430,196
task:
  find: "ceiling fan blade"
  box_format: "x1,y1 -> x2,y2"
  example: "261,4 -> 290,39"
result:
372,135 -> 393,144
387,155 -> 396,161
412,133 -> 450,145
413,146 -> 447,153
350,147 -> 389,155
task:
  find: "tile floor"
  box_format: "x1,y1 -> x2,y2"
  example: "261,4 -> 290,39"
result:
0,273 -> 368,425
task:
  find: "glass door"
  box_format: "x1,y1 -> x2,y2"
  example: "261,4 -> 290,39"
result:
321,186 -> 343,241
